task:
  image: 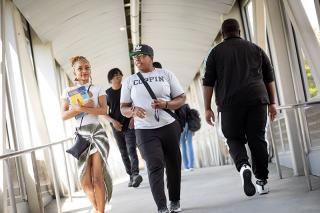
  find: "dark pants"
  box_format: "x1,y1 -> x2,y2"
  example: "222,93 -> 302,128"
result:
135,121 -> 181,210
112,128 -> 139,176
221,104 -> 269,180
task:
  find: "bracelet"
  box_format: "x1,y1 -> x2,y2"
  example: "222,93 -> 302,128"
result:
165,101 -> 168,109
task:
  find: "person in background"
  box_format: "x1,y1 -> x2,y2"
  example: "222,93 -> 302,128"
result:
153,63 -> 195,171
153,61 -> 162,69
203,19 -> 277,197
121,44 -> 185,213
179,104 -> 195,171
61,56 -> 112,213
103,68 -> 143,188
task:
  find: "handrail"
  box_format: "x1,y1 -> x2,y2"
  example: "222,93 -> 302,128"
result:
276,100 -> 320,110
270,100 -> 320,191
0,137 -> 72,160
1,137 -> 74,213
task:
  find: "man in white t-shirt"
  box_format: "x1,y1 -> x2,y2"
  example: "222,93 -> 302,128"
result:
120,44 -> 185,213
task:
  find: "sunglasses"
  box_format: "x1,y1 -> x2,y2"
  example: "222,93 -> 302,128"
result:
133,54 -> 147,60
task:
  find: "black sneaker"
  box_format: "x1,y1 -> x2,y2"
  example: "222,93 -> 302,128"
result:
158,208 -> 169,213
132,174 -> 143,188
240,164 -> 256,196
169,201 -> 182,212
128,176 -> 133,187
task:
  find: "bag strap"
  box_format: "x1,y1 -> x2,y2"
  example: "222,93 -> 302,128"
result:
136,72 -> 176,119
78,84 -> 92,131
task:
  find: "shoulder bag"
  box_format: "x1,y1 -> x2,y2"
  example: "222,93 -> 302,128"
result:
66,85 -> 92,160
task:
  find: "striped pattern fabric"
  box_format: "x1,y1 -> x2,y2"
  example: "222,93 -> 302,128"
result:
77,123 -> 113,202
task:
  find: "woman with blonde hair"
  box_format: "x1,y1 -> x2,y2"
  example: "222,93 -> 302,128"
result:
61,56 -> 112,213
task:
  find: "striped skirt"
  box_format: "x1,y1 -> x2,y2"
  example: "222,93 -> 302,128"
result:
76,123 -> 113,202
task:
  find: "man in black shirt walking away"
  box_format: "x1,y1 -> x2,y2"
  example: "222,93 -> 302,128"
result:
203,19 -> 277,196
104,68 -> 142,188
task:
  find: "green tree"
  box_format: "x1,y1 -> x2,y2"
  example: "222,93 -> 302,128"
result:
304,58 -> 318,98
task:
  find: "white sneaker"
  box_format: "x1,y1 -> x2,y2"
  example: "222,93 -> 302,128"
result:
256,179 -> 269,195
169,201 -> 182,212
239,164 -> 256,196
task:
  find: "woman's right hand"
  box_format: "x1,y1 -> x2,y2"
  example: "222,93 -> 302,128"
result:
72,104 -> 82,113
83,99 -> 94,108
133,106 -> 146,118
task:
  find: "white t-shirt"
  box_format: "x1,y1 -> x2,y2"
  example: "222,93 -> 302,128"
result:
120,68 -> 184,129
62,83 -> 105,127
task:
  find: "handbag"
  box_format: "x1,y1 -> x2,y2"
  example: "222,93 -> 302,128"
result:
136,72 -> 183,132
66,85 -> 92,160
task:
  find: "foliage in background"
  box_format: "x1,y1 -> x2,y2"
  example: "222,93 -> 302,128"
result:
304,58 -> 318,98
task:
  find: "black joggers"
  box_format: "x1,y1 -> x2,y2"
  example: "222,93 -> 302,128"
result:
221,104 -> 269,180
112,128 -> 140,176
135,121 -> 181,210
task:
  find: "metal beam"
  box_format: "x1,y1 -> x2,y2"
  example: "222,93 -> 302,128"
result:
0,0 -> 7,211
130,0 -> 140,73
130,0 -> 140,47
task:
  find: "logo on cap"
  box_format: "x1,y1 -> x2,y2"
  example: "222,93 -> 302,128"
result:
134,45 -> 142,52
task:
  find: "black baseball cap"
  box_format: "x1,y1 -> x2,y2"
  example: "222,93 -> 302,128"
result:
130,44 -> 154,57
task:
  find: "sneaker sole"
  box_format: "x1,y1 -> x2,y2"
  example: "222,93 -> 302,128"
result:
132,175 -> 143,188
242,170 -> 256,196
170,208 -> 182,213
259,190 -> 269,195
257,187 -> 269,195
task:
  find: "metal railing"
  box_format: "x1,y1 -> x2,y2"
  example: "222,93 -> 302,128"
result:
0,137 -> 73,213
270,100 -> 320,191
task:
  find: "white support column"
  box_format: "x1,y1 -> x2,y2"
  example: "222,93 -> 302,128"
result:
4,1 -> 42,212
12,4 -> 64,203
131,0 -> 140,73
252,0 -> 267,50
283,0 -> 320,88
265,0 -> 305,175
12,0 -> 51,148
315,0 -> 320,28
31,30 -> 74,194
0,0 -> 6,211
131,0 -> 140,47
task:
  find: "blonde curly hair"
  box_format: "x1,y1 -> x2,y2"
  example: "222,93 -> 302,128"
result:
69,56 -> 90,67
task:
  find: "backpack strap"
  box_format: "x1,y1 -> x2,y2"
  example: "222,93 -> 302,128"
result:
136,72 -> 176,119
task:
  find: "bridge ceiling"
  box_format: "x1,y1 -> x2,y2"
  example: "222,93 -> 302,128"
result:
13,0 -> 235,89
141,0 -> 235,88
13,0 -> 131,86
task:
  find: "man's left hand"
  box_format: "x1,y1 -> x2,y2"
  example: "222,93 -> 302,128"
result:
268,104 -> 277,121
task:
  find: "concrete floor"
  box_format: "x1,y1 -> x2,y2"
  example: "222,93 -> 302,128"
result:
45,164 -> 320,213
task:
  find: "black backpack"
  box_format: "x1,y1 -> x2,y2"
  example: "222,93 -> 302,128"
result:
187,108 -> 201,132
175,105 -> 188,131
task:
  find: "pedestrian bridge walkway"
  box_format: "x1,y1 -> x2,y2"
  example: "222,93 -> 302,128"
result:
45,164 -> 320,213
